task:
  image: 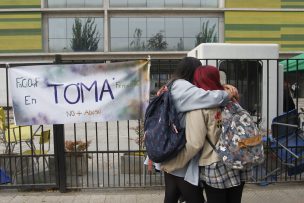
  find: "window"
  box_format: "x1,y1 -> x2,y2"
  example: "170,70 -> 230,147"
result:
165,18 -> 183,50
129,18 -> 147,51
128,0 -> 146,7
165,0 -> 182,7
183,0 -> 200,7
147,0 -> 164,7
48,17 -> 103,52
110,17 -> 219,52
110,18 -> 128,51
204,0 -> 218,7
47,0 -> 103,8
110,0 -> 218,8
109,0 -> 127,7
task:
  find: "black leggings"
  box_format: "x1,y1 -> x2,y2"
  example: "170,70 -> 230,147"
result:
164,172 -> 205,203
203,181 -> 245,203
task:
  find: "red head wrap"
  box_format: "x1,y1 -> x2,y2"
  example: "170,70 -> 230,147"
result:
193,65 -> 224,91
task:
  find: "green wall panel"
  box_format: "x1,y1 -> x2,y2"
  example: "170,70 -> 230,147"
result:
225,11 -> 304,52
0,13 -> 42,53
281,0 -> 304,8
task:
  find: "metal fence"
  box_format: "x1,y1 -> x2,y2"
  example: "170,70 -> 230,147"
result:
0,57 -> 304,192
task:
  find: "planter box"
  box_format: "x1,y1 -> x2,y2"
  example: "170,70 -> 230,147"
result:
47,154 -> 88,176
65,153 -> 88,176
120,153 -> 145,174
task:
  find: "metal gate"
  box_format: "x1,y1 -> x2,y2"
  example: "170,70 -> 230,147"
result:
1,57 -> 304,192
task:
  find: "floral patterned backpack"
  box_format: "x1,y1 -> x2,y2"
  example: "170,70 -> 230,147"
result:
209,101 -> 265,170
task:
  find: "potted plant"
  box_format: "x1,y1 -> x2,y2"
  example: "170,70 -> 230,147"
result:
120,121 -> 146,174
65,140 -> 91,176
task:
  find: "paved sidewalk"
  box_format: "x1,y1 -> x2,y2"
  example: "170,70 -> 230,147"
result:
0,182 -> 303,203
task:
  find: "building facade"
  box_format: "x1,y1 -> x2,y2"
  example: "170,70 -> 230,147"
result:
0,0 -> 303,63
225,0 -> 304,55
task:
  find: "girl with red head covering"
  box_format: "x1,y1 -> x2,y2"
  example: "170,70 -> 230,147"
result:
193,66 -> 239,102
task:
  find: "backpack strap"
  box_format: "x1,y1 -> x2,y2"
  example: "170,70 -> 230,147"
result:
166,79 -> 176,91
166,80 -> 178,124
206,136 -> 217,151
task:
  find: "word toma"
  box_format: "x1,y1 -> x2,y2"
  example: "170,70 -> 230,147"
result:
48,79 -> 114,104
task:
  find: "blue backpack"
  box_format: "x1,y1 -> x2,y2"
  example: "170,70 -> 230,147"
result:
144,82 -> 186,163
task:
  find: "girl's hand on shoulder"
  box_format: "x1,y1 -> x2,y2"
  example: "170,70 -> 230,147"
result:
157,85 -> 168,96
223,84 -> 240,102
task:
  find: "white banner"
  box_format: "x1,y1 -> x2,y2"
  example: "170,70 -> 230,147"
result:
9,60 -> 150,125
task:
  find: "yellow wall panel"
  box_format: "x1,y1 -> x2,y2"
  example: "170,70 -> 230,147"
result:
0,14 -> 41,19
0,36 -> 42,50
0,22 -> 41,29
226,0 -> 281,8
280,13 -> 304,24
0,0 -> 39,5
281,28 -> 304,35
226,12 -> 282,24
0,0 -> 40,8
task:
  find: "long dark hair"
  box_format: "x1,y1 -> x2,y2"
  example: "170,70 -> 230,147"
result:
170,57 -> 202,83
